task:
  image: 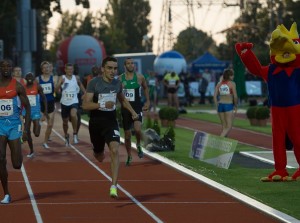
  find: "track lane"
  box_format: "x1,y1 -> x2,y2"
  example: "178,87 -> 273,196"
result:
0,111 -> 292,223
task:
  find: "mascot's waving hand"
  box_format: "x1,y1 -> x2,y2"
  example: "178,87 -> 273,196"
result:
236,22 -> 300,182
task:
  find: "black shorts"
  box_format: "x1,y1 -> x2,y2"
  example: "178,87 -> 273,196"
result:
88,118 -> 120,154
167,88 -> 177,94
121,108 -> 143,131
41,100 -> 55,114
61,103 -> 79,119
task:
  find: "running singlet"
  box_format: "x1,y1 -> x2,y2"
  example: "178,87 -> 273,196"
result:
0,78 -> 21,120
39,75 -> 55,102
60,75 -> 79,106
121,73 -> 142,109
23,82 -> 41,114
86,77 -> 122,120
219,81 -> 233,96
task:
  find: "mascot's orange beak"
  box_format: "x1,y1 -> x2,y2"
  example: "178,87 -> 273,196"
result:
270,22 -> 300,64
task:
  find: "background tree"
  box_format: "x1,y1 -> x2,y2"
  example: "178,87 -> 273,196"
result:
100,0 -> 152,54
0,0 -> 90,70
173,27 -> 216,63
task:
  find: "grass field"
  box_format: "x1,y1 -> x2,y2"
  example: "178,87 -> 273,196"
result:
81,110 -> 300,220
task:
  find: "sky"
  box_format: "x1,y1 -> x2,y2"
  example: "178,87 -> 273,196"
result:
48,0 -> 241,54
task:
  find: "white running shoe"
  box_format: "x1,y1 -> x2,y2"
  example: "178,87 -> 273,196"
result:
27,153 -> 35,158
73,134 -> 79,144
1,194 -> 11,204
42,143 -> 50,149
65,134 -> 70,147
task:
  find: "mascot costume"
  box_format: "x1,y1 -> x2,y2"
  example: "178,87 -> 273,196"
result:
235,22 -> 300,182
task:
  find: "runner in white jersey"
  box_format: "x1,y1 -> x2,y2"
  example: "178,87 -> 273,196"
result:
56,63 -> 86,146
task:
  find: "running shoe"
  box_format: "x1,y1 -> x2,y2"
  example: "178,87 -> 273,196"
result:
125,156 -> 132,166
27,152 -> 35,158
65,134 -> 70,147
1,194 -> 11,204
73,134 -> 79,144
137,145 -> 144,158
42,143 -> 50,149
110,186 -> 118,198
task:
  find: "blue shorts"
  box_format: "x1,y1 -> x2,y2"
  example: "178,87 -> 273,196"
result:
0,119 -> 22,140
22,107 -> 41,120
218,103 -> 234,112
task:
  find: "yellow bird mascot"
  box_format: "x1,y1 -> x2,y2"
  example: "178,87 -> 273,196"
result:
235,22 -> 300,182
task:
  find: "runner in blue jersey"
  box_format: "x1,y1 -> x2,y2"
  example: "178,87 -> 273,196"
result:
0,59 -> 31,204
36,61 -> 59,149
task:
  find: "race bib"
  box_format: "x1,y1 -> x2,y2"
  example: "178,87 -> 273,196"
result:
62,91 -> 76,101
41,83 -> 52,94
123,89 -> 135,101
0,99 -> 13,116
169,79 -> 176,86
98,93 -> 117,111
148,79 -> 156,86
28,95 -> 36,106
219,84 -> 230,95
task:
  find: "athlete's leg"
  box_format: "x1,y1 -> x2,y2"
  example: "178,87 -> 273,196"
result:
221,111 -> 234,137
0,136 -> 9,195
108,141 -> 120,186
43,111 -> 55,144
70,107 -> 78,134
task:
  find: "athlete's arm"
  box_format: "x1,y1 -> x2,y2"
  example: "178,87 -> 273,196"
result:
140,75 -> 150,111
117,92 -> 138,120
54,76 -> 63,93
82,92 -> 99,110
16,82 -> 31,141
76,76 -> 86,94
38,84 -> 49,119
231,82 -> 238,113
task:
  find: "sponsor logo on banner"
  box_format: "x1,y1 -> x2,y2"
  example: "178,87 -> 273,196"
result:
190,131 -> 237,169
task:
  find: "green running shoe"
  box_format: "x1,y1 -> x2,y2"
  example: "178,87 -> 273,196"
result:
137,145 -> 144,158
110,186 -> 118,198
126,156 -> 132,166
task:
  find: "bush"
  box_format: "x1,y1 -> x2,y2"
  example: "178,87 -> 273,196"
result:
158,107 -> 169,120
246,106 -> 270,120
164,125 -> 175,142
256,106 -> 270,120
246,106 -> 258,119
145,116 -> 153,129
166,107 -> 179,121
152,118 -> 161,136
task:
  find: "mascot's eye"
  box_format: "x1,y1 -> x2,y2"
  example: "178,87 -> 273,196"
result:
293,40 -> 300,44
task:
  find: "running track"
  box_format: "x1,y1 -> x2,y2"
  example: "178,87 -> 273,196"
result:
0,112 -> 297,223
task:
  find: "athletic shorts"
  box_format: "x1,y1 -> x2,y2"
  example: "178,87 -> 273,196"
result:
22,106 -> 41,120
218,103 -> 234,113
41,100 -> 55,114
88,118 -> 120,154
121,108 -> 143,131
167,88 -> 177,94
61,103 -> 78,119
0,118 -> 22,140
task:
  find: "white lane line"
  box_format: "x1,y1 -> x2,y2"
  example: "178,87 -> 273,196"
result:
21,165 -> 43,223
51,128 -> 163,223
3,201 -> 239,206
240,151 -> 295,169
9,179 -> 196,183
82,120 -> 299,223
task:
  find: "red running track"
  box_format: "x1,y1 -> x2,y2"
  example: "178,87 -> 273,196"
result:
0,112 -> 290,223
